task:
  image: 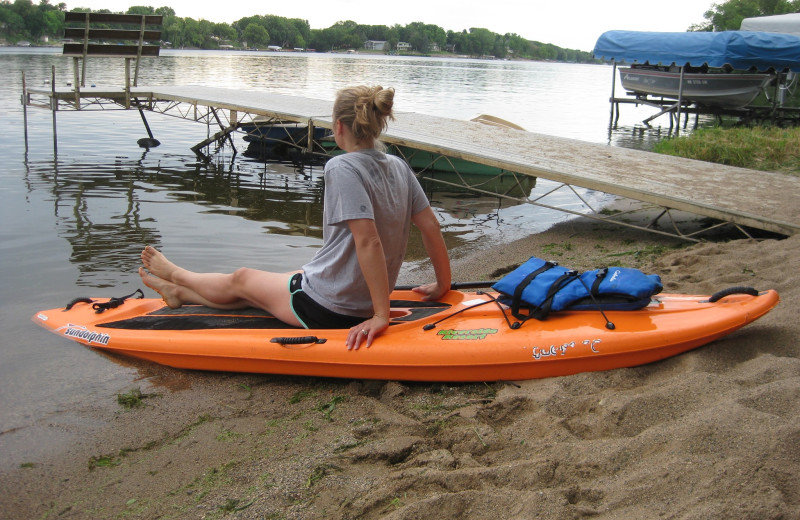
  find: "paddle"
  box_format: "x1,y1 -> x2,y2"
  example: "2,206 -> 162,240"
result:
394,281 -> 495,291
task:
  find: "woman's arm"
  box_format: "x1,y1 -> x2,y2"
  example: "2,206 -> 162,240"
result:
411,206 -> 451,301
345,218 -> 390,350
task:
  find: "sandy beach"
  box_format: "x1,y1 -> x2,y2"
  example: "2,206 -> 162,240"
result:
2,212 -> 798,519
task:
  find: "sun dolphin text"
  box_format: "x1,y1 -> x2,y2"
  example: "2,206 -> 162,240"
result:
56,324 -> 111,345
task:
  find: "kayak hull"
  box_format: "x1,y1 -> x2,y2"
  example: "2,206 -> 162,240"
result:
32,288 -> 779,382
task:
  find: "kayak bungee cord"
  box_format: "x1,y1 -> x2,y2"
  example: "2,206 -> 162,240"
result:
421,296 -> 507,331
64,289 -> 144,314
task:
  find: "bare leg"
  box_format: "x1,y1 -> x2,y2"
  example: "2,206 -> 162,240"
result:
142,246 -> 254,306
138,268 -> 249,310
139,246 -> 302,326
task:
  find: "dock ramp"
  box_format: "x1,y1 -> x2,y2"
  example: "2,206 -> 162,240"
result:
24,85 -> 800,240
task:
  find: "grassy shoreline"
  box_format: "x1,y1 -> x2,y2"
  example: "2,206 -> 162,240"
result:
654,126 -> 800,175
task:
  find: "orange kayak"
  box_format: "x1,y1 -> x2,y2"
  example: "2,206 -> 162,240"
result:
32,287 -> 779,382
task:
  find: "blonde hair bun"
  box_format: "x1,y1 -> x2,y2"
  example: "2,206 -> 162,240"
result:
334,86 -> 395,144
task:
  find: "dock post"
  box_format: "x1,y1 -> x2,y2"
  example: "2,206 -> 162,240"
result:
21,72 -> 28,151
50,66 -> 58,157
608,61 -> 617,128
72,57 -> 81,109
675,65 -> 686,135
307,120 -> 315,154
124,58 -> 132,109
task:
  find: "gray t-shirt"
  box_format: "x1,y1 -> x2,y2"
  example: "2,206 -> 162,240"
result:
301,149 -> 429,317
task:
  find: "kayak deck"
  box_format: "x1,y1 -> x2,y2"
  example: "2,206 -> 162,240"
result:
98,298 -> 453,331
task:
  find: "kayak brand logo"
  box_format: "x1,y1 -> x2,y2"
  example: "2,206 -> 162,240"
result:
56,324 -> 111,346
437,328 -> 497,340
532,339 -> 601,360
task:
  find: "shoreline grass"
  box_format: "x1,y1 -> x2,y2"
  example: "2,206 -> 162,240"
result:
654,126 -> 800,175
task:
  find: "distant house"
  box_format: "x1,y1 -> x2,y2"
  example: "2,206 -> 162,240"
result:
396,41 -> 412,51
364,40 -> 387,51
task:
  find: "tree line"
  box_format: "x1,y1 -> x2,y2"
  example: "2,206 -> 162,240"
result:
3,0 -> 798,60
1,1 -> 595,62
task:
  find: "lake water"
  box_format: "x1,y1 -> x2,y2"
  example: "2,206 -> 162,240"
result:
0,48 -> 680,468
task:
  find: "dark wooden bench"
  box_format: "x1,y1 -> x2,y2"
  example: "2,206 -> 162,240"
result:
63,12 -> 163,107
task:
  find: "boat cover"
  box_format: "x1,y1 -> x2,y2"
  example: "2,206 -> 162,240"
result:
593,30 -> 800,71
741,13 -> 800,37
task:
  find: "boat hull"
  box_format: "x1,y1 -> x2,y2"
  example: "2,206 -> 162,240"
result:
239,122 -> 330,162
33,288 -> 779,382
619,67 -> 772,108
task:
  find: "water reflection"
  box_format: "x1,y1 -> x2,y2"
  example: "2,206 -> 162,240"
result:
43,165 -> 156,286
30,155 -> 329,287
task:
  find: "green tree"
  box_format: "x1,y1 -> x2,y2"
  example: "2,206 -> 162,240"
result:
243,22 -> 269,48
197,18 -> 216,47
446,29 -> 469,53
154,6 -> 175,18
0,0 -> 65,41
309,20 -> 362,50
181,17 -> 202,47
404,22 -> 427,52
0,6 -> 27,37
504,33 -> 526,57
361,23 -> 390,41
690,0 -> 800,31
261,15 -> 301,47
213,21 -> 235,43
162,15 -> 186,46
126,5 -> 155,15
467,27 -> 495,56
288,18 -> 310,47
42,8 -> 61,36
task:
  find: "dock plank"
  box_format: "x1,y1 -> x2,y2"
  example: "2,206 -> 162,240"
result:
145,86 -> 334,123
381,112 -> 800,234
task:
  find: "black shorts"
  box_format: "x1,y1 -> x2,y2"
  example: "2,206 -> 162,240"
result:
289,273 -> 365,329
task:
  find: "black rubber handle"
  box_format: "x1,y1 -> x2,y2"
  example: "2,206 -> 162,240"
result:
270,336 -> 327,345
708,286 -> 759,303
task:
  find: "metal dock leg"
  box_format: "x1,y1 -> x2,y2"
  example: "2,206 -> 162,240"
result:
136,103 -> 160,148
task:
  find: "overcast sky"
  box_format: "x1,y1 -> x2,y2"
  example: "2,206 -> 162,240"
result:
64,0 -> 715,51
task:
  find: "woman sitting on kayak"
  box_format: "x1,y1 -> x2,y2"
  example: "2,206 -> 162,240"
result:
139,85 -> 451,350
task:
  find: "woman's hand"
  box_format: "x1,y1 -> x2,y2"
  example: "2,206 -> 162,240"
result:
411,282 -> 448,301
346,314 -> 389,350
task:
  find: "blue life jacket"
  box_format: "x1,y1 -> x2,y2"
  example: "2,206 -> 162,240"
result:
492,257 -> 663,321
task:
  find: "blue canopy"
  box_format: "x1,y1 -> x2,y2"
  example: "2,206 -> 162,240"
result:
593,30 -> 800,72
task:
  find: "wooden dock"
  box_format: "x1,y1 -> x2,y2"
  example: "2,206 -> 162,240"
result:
25,84 -> 800,239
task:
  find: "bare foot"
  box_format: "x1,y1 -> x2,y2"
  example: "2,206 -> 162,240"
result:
139,267 -> 184,309
141,246 -> 181,283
